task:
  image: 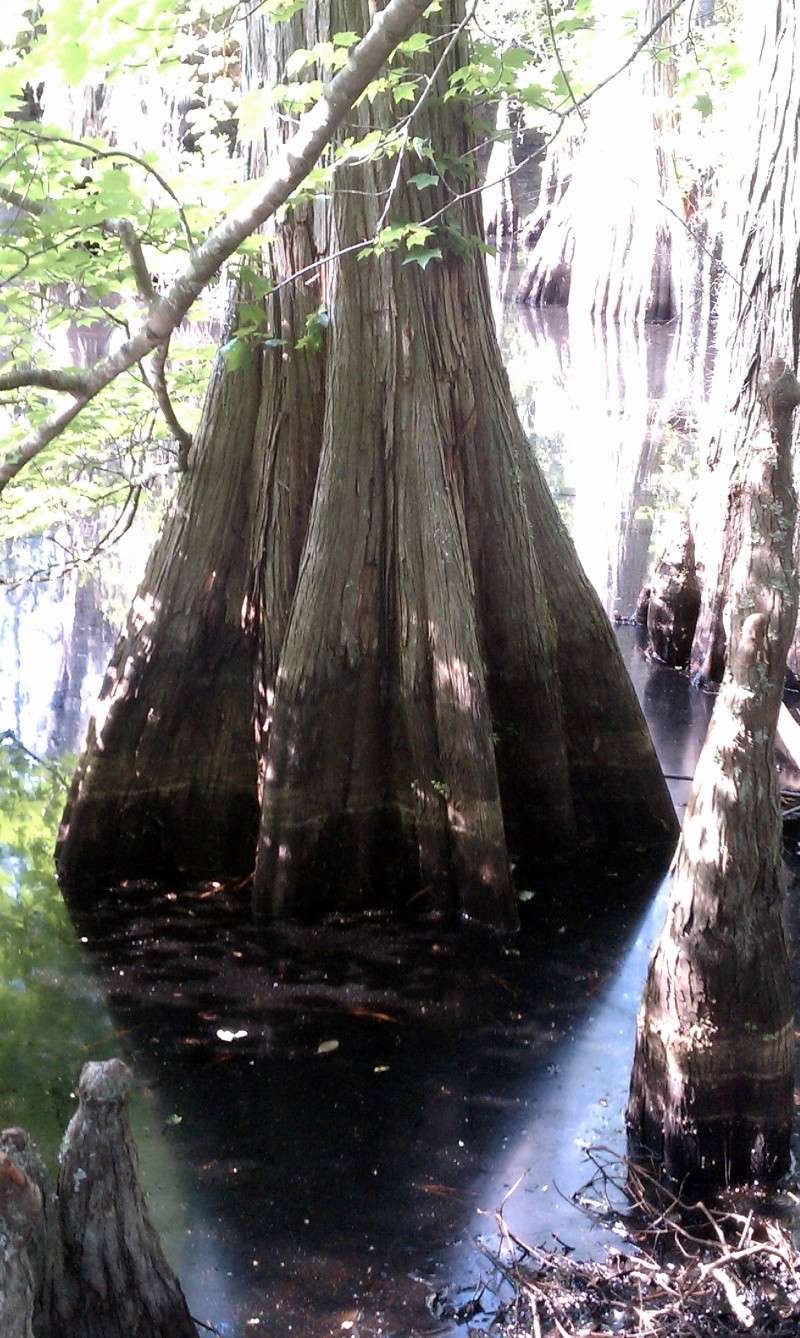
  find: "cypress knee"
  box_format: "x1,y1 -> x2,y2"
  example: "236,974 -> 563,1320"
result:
0,1128 -> 60,1337
646,522 -> 701,667
627,360 -> 800,1186
55,1059 -> 196,1338
0,1151 -> 42,1338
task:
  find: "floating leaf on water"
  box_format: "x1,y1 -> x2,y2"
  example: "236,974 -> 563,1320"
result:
317,1039 -> 339,1055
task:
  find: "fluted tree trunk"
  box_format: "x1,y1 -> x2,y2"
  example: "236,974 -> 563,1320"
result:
59,0 -> 676,928
518,0 -> 688,324
690,0 -> 800,686
628,360 -> 800,1186
482,99 -> 521,245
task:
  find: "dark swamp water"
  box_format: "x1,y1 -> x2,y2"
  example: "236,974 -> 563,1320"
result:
4,294 -> 800,1337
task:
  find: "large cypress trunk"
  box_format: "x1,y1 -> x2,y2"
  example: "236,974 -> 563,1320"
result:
690,0 -> 800,686
59,0 -> 676,928
252,0 -> 676,925
627,361 -> 800,1186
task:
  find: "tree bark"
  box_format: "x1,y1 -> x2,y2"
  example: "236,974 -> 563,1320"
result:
627,360 -> 800,1187
690,0 -> 800,686
252,0 -> 676,925
54,1060 -> 196,1338
56,288 -> 263,889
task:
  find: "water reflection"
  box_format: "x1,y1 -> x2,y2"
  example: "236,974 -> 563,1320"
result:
0,563 -> 116,756
493,266 -> 702,619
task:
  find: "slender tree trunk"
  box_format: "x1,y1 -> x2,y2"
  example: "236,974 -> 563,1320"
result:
628,361 -> 800,1186
690,0 -> 800,686
518,0 -> 687,324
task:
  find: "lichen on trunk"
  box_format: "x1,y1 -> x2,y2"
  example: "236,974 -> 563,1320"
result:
627,361 -> 800,1187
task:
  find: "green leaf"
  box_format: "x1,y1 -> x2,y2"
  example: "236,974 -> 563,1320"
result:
221,337 -> 252,370
694,92 -> 713,117
401,247 -> 441,271
408,172 -> 439,190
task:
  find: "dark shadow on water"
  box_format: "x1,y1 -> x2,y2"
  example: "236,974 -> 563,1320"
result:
65,838 -> 672,1338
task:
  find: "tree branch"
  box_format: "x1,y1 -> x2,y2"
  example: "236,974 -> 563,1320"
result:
149,339 -> 193,468
0,0 -> 432,496
105,219 -> 156,302
0,366 -> 90,395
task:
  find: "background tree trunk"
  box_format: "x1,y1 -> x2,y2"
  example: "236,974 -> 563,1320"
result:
628,361 -> 800,1187
482,99 -> 521,245
518,0 -> 688,325
646,521 -> 701,667
690,0 -> 800,686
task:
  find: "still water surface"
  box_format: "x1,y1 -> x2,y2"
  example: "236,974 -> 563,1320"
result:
1,295 -> 796,1337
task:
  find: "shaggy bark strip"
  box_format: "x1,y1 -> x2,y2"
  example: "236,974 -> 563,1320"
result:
54,1061 -> 196,1338
244,10 -> 328,756
56,290 -> 262,890
691,0 -> 800,685
628,362 -> 800,1187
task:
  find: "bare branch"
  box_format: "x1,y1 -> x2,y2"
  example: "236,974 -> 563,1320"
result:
0,366 -> 90,395
105,219 -> 156,302
0,0 -> 433,496
149,339 -> 193,468
0,185 -> 44,217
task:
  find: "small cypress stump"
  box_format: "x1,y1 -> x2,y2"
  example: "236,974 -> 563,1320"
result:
628,360 -> 800,1186
55,1059 -> 197,1338
0,1151 -> 42,1338
646,522 -> 701,667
